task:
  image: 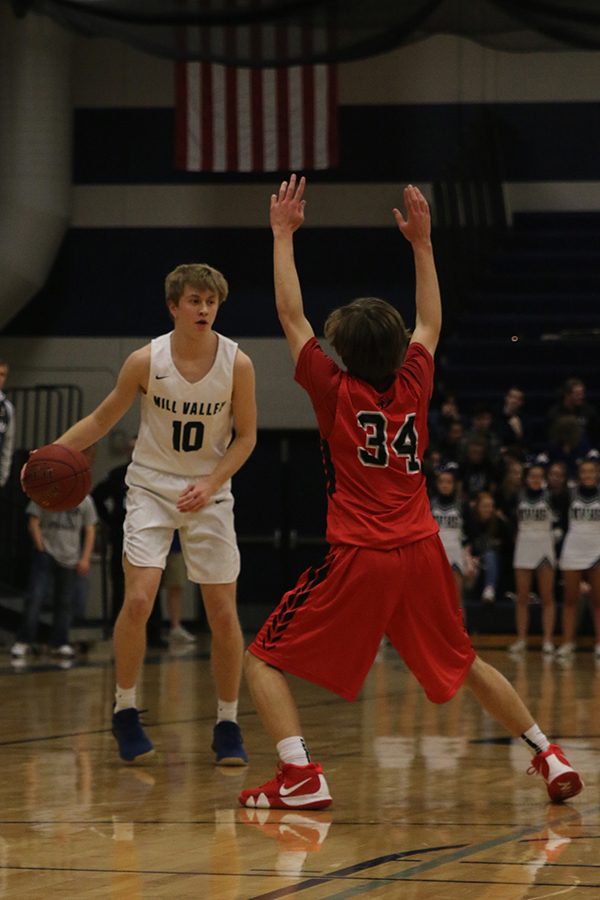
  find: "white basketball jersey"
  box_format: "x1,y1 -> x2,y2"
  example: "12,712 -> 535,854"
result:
131,331 -> 238,480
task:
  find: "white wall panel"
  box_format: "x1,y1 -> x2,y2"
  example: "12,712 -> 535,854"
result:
72,33 -> 600,108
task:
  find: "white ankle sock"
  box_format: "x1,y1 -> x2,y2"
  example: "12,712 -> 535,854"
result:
277,735 -> 311,766
521,724 -> 550,754
115,685 -> 137,713
217,699 -> 238,724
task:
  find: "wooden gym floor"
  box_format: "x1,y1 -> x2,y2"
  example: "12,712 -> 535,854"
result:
0,637 -> 599,899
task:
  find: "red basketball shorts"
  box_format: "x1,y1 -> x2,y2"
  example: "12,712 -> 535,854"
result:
249,533 -> 476,704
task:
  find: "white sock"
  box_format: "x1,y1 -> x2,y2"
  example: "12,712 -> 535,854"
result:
277,735 -> 311,766
114,685 -> 137,713
521,724 -> 550,754
217,699 -> 238,724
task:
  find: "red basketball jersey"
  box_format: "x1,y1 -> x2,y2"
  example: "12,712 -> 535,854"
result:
295,338 -> 438,549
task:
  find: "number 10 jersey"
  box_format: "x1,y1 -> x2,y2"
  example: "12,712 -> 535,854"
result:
131,331 -> 237,481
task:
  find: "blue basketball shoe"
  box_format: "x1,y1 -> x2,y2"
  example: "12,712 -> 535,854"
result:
112,708 -> 155,764
212,721 -> 249,765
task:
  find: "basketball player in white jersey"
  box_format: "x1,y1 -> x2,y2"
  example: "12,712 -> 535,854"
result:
509,464 -> 557,655
557,458 -> 600,661
44,264 -> 257,764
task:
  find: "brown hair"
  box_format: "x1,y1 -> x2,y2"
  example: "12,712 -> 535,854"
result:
323,297 -> 410,388
164,263 -> 229,311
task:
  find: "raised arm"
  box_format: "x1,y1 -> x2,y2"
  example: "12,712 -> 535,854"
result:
393,185 -> 441,357
270,173 -> 315,364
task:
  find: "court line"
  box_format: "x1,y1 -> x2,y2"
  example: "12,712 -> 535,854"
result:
0,848 -> 460,879
0,684 -> 353,747
324,878 -> 596,891
313,809 -> 600,899
463,861 -> 600,868
245,846 -> 467,899
0,866 -> 596,893
248,806 -> 600,900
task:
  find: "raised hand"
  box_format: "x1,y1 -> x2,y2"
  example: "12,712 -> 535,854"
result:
393,184 -> 431,246
270,173 -> 306,236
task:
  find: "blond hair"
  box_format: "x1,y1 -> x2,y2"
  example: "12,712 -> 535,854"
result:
164,263 -> 228,311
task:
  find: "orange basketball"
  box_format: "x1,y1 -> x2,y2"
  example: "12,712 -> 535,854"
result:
22,444 -> 91,512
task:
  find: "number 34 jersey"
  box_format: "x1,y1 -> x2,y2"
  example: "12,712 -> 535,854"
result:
295,337 -> 438,549
131,331 -> 237,481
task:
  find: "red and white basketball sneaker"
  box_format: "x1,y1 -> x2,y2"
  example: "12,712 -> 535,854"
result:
528,744 -> 584,802
238,762 -> 332,810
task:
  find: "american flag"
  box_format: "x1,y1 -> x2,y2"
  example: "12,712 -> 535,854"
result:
174,27 -> 338,173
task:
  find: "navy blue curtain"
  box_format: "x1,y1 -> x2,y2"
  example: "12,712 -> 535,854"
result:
11,1 -> 600,63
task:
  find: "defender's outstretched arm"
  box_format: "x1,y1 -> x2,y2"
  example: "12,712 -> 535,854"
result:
394,185 -> 441,356
270,174 -> 315,364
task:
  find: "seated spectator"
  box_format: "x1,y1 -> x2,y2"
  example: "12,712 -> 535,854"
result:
497,386 -> 528,452
429,392 -> 462,444
547,377 -> 599,447
464,491 -> 512,604
438,419 -> 464,466
423,446 -> 443,494
459,436 -> 498,500
464,404 -> 501,461
545,415 -> 591,482
494,460 -> 524,523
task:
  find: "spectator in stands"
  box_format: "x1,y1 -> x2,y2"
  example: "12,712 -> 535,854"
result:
423,446 -> 443,494
0,356 -> 15,489
464,490 -> 512,604
545,415 -> 591,482
508,464 -> 557,656
547,378 -> 599,447
464,404 -> 501,461
429,392 -> 462,443
497,386 -> 528,452
11,495 -> 97,660
459,436 -> 497,500
438,419 -> 465,466
494,460 -> 524,522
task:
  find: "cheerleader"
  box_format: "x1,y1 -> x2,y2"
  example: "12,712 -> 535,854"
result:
430,467 -> 473,607
509,464 -> 556,655
557,458 -> 600,659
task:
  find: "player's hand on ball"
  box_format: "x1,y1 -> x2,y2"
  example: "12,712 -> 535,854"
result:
20,449 -> 37,488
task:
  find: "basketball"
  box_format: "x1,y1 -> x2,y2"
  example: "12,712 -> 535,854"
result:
21,444 -> 92,512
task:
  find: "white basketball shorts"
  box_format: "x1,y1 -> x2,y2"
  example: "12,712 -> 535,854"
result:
124,463 -> 240,584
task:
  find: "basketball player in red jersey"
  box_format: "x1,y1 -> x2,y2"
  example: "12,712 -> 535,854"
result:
239,175 -> 583,810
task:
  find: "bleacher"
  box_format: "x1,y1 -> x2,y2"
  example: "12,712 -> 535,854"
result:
441,211 -> 600,443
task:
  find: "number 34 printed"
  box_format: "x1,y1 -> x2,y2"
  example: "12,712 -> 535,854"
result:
356,411 -> 420,472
